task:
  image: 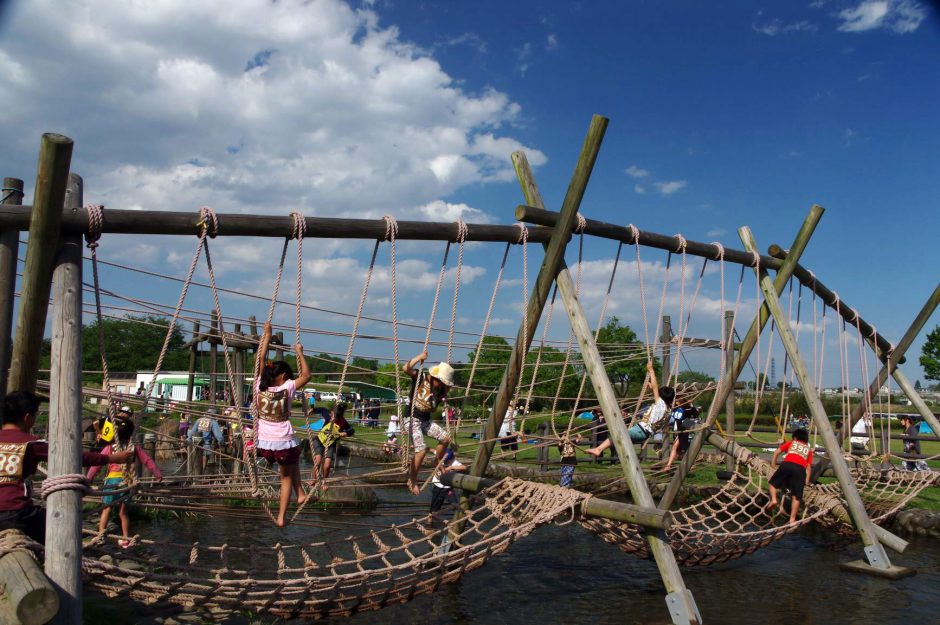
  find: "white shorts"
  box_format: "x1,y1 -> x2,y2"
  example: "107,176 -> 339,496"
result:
408,417 -> 449,453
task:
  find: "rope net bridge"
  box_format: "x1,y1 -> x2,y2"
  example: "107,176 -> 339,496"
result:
76,478 -> 586,620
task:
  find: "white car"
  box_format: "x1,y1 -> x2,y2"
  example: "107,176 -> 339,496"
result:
319,392 -> 338,402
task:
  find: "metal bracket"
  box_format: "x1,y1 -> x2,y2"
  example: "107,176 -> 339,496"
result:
864,544 -> 891,570
666,589 -> 702,625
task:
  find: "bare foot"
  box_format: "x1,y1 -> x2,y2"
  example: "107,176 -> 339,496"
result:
407,479 -> 420,496
585,448 -> 601,458
321,482 -> 330,492
296,493 -> 307,505
275,516 -> 287,528
764,501 -> 778,515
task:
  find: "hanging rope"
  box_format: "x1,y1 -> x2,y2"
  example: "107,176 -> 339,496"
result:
382,216 -> 408,474
84,204 -> 117,424
446,220 -> 469,364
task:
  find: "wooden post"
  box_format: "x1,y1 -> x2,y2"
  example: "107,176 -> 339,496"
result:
186,320 -> 200,403
46,173 -> 84,624
467,115 -> 608,481
233,324 -> 245,410
0,177 -> 24,398
740,226 -> 903,573
658,205 -> 824,510
512,147 -> 701,625
536,422 -> 549,472
660,315 -> 672,386
209,311 -> 219,406
724,310 -> 736,473
8,134 -> 73,393
274,331 -> 284,362
0,534 -> 59,625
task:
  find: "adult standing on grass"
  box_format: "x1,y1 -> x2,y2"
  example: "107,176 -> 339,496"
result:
256,322 -> 311,527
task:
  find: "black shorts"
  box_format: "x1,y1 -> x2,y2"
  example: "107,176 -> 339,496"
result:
430,485 -> 456,513
500,436 -> 518,451
769,462 -> 807,500
676,433 -> 691,453
0,506 -> 45,544
312,438 -> 338,462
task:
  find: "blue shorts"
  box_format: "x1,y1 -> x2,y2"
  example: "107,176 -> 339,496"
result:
102,476 -> 131,506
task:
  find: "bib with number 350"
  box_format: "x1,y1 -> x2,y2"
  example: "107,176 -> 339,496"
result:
0,442 -> 28,483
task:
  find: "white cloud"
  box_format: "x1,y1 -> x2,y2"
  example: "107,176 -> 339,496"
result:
837,1 -> 927,33
634,184 -> 646,195
706,227 -> 727,238
546,34 -> 559,50
752,18 -> 818,36
515,42 -> 533,75
0,0 -> 545,222
654,180 -> 687,195
625,165 -> 650,178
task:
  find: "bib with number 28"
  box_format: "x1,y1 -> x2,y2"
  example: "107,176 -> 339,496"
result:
0,442 -> 28,483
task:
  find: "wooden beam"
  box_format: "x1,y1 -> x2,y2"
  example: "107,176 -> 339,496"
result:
0,177 -> 24,397
467,114 -> 609,480
840,284 -> 940,443
660,315 -> 672,386
8,134 -> 73,393
767,245 -> 903,363
441,472 -> 672,530
658,205 -> 824,510
0,204 -> 556,243
724,309 -> 735,473
509,142 -> 701,625
741,226 -> 896,571
891,368 -> 940,443
46,173 -> 84,624
0,538 -> 59,625
186,320 -> 200,403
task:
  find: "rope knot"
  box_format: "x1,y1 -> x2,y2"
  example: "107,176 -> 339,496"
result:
575,213 -> 587,234
627,223 -> 640,244
290,211 -> 307,240
749,251 -> 760,268
382,215 -> 399,241
198,206 -> 220,238
514,222 -> 528,245
84,204 -> 104,248
710,241 -> 725,261
40,474 -> 93,498
455,218 -> 468,243
673,234 -> 687,254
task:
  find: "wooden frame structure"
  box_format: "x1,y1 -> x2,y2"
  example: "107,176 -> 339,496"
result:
0,117 -> 936,624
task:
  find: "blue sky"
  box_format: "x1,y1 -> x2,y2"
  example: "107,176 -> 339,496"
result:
0,0 -> 937,391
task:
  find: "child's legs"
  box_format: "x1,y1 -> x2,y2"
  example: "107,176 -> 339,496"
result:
322,457 -> 333,480
98,506 -> 112,533
789,497 -> 802,523
118,502 -> 130,537
312,454 -> 323,481
276,463 -> 293,525
767,484 -> 779,505
665,437 -> 681,468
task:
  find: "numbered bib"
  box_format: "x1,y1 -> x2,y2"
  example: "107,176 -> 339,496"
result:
100,419 -> 116,443
196,417 -> 212,432
258,390 -> 290,423
790,440 -> 811,460
0,442 -> 27,483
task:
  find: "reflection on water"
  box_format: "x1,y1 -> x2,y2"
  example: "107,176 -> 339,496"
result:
121,459 -> 940,625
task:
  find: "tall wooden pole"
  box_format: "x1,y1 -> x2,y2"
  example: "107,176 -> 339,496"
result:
660,315 -> 672,386
8,134 -> 73,393
658,205 -> 824,510
46,173 -> 84,624
209,311 -> 219,406
467,114 -> 608,479
724,309 -> 736,473
511,150 -> 701,625
186,320 -> 200,403
740,226 -> 895,571
0,177 -> 24,397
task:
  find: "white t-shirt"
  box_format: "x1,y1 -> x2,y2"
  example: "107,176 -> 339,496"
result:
431,459 -> 465,488
498,409 -> 516,438
639,399 -> 667,432
850,418 -> 871,446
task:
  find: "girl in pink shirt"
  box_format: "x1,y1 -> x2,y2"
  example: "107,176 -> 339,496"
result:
256,322 -> 311,527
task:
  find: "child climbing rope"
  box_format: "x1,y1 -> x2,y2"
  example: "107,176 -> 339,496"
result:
256,321 -> 311,527
664,403 -> 699,471
404,350 -> 454,496
0,391 -> 133,543
311,403 -> 355,491
585,362 -> 675,456
87,417 -> 162,548
766,427 -> 813,524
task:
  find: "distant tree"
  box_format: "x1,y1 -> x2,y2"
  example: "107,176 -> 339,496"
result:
74,316 -> 188,384
595,316 -> 649,397
676,370 -> 715,385
921,326 -> 940,382
915,379 -> 923,391
375,362 -> 402,390
351,357 -> 378,385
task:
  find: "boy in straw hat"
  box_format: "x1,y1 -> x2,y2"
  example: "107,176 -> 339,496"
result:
404,350 -> 455,495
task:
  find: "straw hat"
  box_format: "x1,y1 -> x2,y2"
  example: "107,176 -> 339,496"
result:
428,362 -> 455,387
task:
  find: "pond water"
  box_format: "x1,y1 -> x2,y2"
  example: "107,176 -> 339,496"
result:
93,458 -> 940,625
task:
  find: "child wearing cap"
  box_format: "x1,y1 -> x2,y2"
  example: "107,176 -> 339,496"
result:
404,350 -> 454,496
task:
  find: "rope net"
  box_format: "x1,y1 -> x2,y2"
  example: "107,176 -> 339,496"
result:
74,478 -> 586,620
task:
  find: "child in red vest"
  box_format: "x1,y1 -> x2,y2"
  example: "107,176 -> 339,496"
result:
766,427 -> 813,524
